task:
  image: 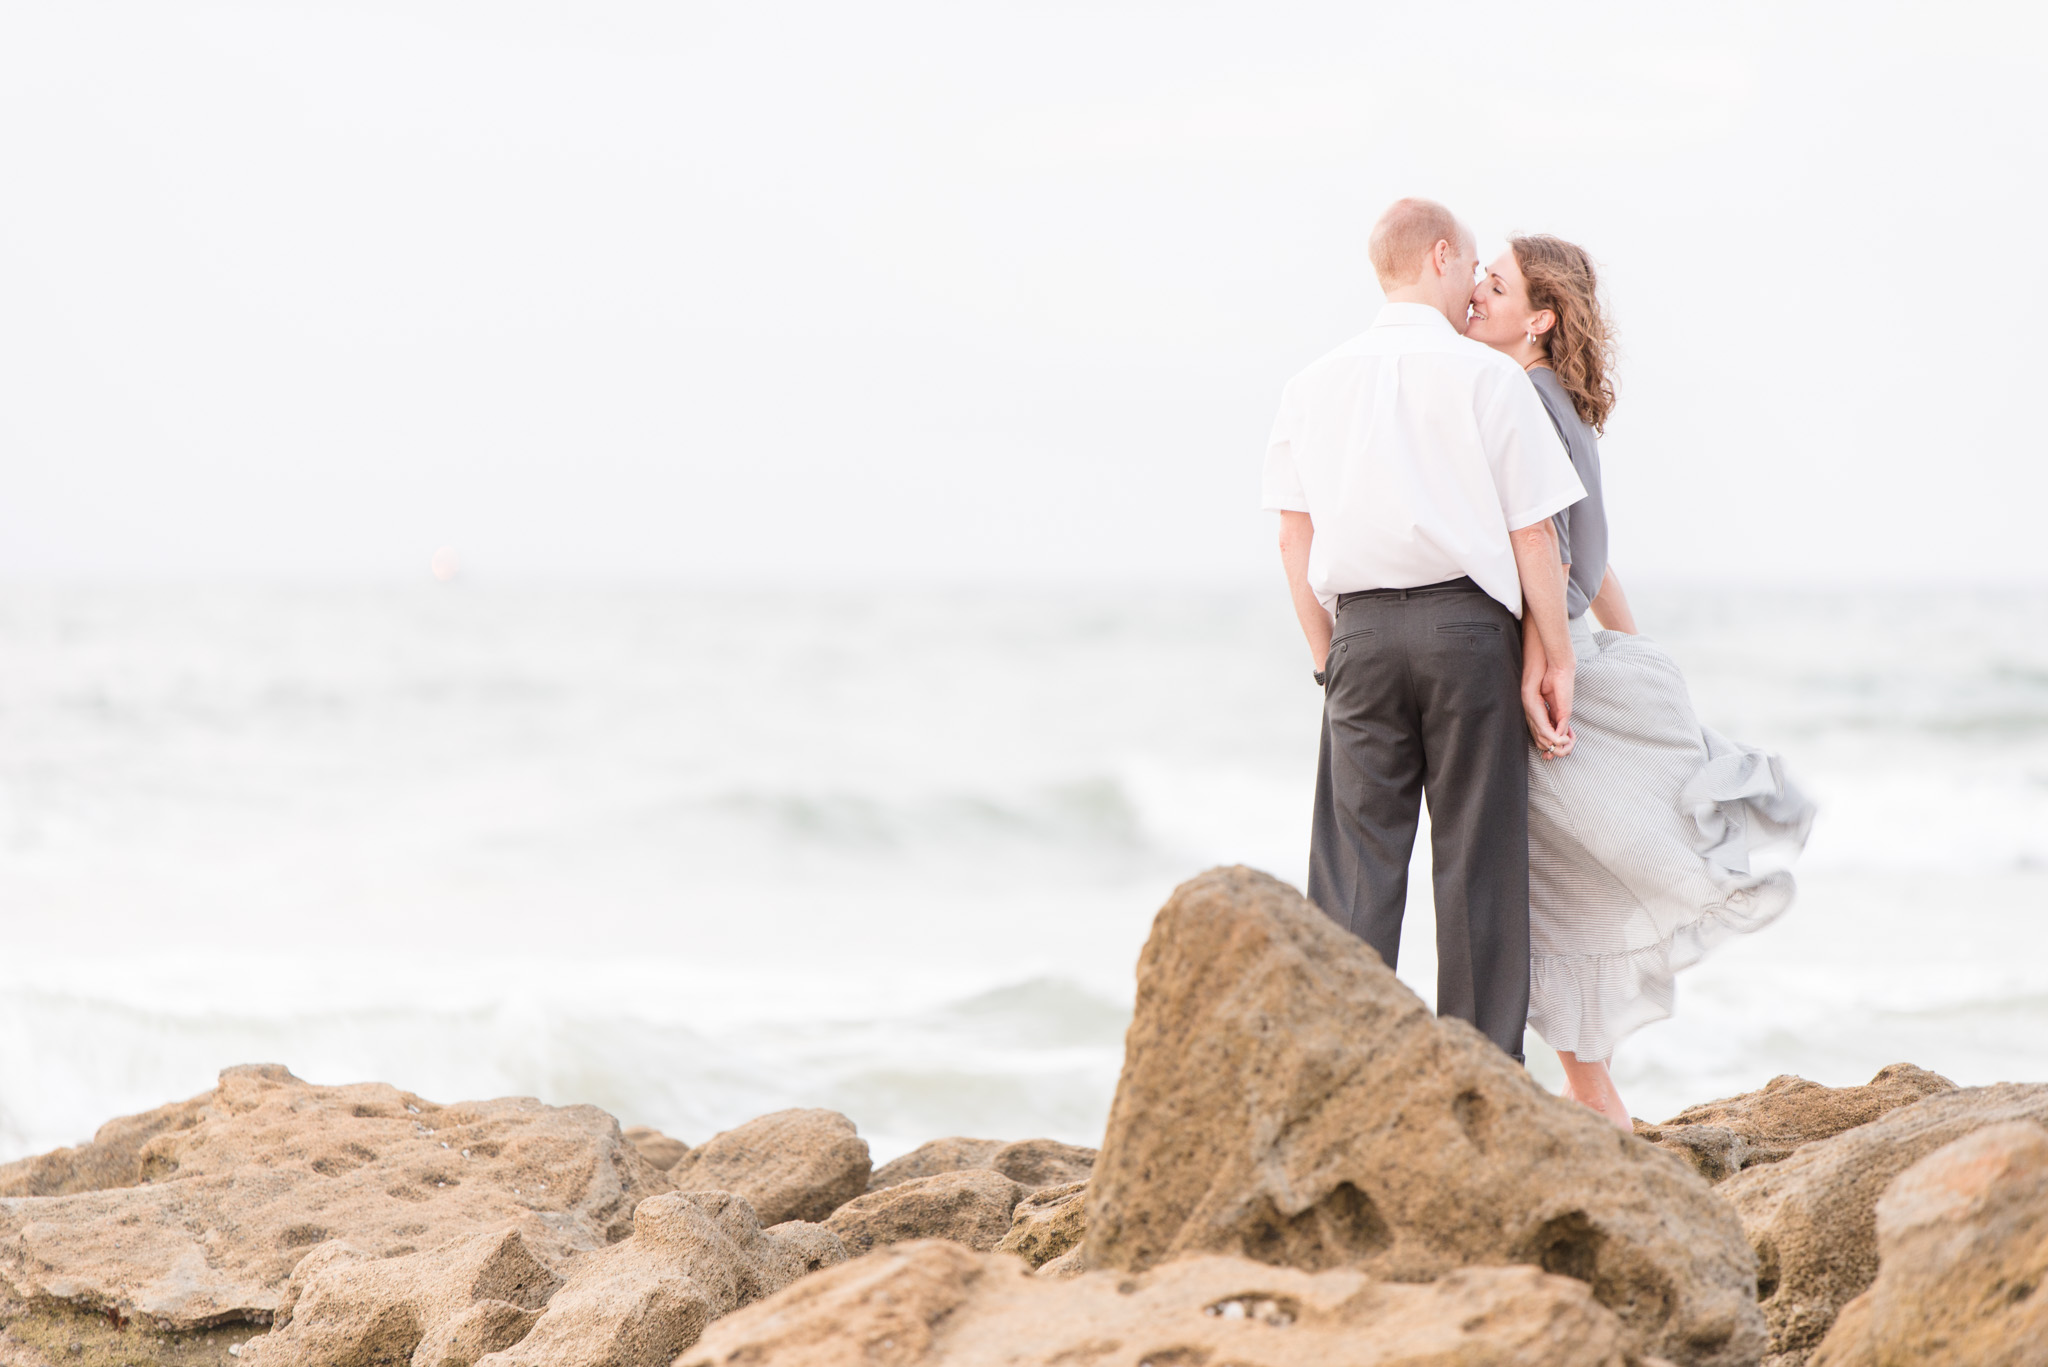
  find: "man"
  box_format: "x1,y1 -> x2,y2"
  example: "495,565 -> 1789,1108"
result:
1263,197 -> 1584,1061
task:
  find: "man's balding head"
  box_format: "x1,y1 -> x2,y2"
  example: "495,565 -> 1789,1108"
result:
1369,198 -> 1471,290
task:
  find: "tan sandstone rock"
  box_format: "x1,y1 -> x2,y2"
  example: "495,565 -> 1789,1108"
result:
1634,1065 -> 1957,1183
669,1111 -> 869,1226
1809,1121 -> 2048,1367
625,1128 -> 692,1173
824,1170 -> 1024,1255
1078,867 -> 1763,1367
986,1139 -> 1094,1191
0,1086 -> 221,1199
237,1227 -> 560,1367
0,1065 -> 672,1333
1721,1080 -> 2048,1365
866,1140 -> 1005,1193
866,1138 -> 1094,1195
471,1191 -> 845,1367
679,1237 -> 1647,1367
992,1181 -> 1086,1270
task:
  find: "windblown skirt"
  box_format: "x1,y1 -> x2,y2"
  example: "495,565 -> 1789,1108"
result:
1527,614 -> 1814,1062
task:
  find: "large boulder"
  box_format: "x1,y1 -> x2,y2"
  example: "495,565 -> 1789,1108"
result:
0,1065 -> 672,1333
1078,867 -> 1762,1367
1635,1065 -> 1956,1183
679,1238 -> 1640,1367
992,1181 -> 1086,1270
668,1111 -> 870,1225
470,1192 -> 844,1367
238,1228 -> 560,1367
1720,1080 -> 2048,1365
824,1170 -> 1024,1255
1809,1121 -> 2048,1366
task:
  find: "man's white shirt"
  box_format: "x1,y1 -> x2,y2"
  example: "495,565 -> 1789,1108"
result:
1262,302 -> 1585,619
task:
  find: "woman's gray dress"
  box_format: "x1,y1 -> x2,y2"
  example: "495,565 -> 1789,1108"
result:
1525,367 -> 1814,1062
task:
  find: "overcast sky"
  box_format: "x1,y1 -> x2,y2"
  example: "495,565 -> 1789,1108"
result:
2,0 -> 2043,585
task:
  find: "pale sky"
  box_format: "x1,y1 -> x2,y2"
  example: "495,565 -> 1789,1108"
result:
2,0 -> 2043,585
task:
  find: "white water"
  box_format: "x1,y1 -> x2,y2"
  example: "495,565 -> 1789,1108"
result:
3,583 -> 2045,1162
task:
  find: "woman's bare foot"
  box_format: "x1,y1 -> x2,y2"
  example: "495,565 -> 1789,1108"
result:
1556,1050 -> 1633,1132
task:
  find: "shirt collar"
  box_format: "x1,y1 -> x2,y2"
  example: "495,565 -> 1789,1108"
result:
1372,301 -> 1458,331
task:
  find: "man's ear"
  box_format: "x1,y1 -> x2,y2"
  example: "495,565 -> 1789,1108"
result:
1429,239 -> 1452,277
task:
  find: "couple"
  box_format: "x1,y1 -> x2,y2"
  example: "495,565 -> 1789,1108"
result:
1264,197 -> 1813,1129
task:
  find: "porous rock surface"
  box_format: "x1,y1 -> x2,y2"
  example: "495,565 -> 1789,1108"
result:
668,1110 -> 869,1226
984,1139 -> 1094,1191
680,1238 -> 1644,1367
1723,1083 -> 2048,1365
238,1227 -> 560,1367
1634,1064 -> 1956,1184
0,1090 -> 220,1200
0,1065 -> 673,1332
866,1140 -> 1004,1193
824,1170 -> 1024,1255
625,1127 -> 691,1173
1809,1121 -> 2048,1366
1078,866 -> 1763,1367
992,1181 -> 1086,1270
866,1138 -> 1094,1194
470,1191 -> 845,1367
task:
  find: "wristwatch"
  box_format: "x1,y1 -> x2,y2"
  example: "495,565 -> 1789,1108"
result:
1313,668 -> 1327,687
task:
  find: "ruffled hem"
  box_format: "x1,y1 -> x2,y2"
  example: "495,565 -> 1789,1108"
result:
1528,869 -> 1797,1063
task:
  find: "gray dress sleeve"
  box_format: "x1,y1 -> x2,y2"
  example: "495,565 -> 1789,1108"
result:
1527,368 -> 1606,619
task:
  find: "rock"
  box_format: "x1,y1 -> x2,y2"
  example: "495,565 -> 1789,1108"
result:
992,1181 -> 1086,1270
824,1170 -> 1024,1255
679,1238 -> 1643,1367
625,1127 -> 692,1173
867,1138 -> 1094,1196
0,1083 -> 222,1199
1721,1080 -> 2048,1365
1032,1246 -> 1083,1279
0,1279 -> 251,1366
0,1065 -> 673,1333
1078,867 -> 1763,1367
986,1140 -> 1094,1191
237,1228 -> 560,1367
867,1140 -> 1005,1193
1627,1124 -> 1747,1186
1809,1121 -> 2048,1366
1634,1065 -> 1957,1183
669,1111 -> 870,1225
470,1192 -> 844,1367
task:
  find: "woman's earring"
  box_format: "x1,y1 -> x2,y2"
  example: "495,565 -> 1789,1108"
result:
1525,330 -> 1535,346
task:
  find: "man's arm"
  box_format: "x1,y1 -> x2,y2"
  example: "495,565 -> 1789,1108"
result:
1278,511 -> 1332,677
1511,519 -> 1574,755
1590,565 -> 1639,635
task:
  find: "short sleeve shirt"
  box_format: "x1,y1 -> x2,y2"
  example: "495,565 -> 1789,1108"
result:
1261,304 -> 1585,618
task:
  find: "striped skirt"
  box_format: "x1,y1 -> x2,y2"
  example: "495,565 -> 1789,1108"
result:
1527,614 -> 1814,1062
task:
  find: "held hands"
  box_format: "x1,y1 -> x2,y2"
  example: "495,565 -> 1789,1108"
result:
1521,630 -> 1576,760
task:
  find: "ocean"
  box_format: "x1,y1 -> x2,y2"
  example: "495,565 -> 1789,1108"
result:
2,582 -> 2045,1164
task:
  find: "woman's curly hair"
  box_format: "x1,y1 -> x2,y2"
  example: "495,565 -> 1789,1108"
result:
1511,234 -> 1616,432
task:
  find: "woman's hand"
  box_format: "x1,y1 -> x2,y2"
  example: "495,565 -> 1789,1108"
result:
1522,614 -> 1575,758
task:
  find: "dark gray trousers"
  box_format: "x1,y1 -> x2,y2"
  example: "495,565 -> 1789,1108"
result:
1306,577 -> 1530,1060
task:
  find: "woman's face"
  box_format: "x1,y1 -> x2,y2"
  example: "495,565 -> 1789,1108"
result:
1467,250 -> 1540,351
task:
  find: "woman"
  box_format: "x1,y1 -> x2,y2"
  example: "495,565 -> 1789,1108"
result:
1465,237 -> 1814,1129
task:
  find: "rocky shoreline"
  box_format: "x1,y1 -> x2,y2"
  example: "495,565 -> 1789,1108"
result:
3,868 -> 2041,1366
